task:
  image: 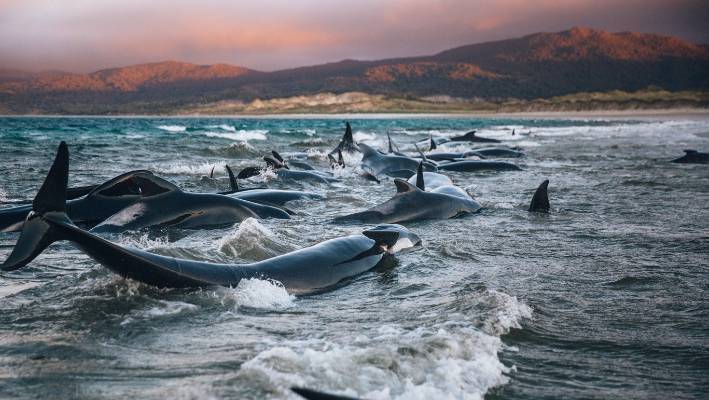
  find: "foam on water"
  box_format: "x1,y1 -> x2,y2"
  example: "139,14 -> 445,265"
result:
157,125 -> 187,133
202,130 -> 268,141
218,218 -> 296,261
121,300 -> 200,325
223,278 -> 295,310
153,161 -> 227,175
239,323 -> 510,400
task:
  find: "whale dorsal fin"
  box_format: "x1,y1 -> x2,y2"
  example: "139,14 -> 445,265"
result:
394,179 -> 419,194
415,162 -> 425,191
225,165 -> 238,191
387,133 -> 394,153
429,134 -> 436,150
464,130 -> 477,139
529,179 -> 550,213
209,165 -> 215,178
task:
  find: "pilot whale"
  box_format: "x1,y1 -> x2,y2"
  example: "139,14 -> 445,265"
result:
359,143 -> 437,178
334,163 -> 481,224
89,173 -> 290,233
1,142 -> 420,294
0,170 -> 157,232
237,151 -> 339,184
438,160 -> 522,172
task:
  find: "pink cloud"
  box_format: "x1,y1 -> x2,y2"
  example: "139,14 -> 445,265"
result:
0,0 -> 706,72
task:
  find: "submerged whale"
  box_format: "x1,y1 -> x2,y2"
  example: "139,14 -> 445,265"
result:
437,160 -> 522,172
0,170 -> 157,232
1,142 -> 421,294
334,163 -> 481,224
450,130 -> 500,143
671,149 -> 709,164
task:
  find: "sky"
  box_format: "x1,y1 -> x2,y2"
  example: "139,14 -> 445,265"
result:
1,0 -> 708,73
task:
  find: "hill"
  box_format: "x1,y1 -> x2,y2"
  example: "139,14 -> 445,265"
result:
1,27 -> 707,114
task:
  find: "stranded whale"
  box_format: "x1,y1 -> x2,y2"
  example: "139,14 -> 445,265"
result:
334,163 -> 481,224
1,142 -> 420,295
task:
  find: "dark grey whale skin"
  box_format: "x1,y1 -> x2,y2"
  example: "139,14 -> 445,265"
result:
671,150 -> 709,164
359,143 -> 437,177
0,170 -> 156,233
1,142 -> 420,295
333,179 -> 481,224
89,176 -> 291,233
438,160 -> 522,172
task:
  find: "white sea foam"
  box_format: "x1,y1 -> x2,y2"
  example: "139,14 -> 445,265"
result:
239,323 -> 510,400
153,161 -> 226,175
353,131 -> 377,142
157,125 -> 187,133
218,218 -> 296,261
0,187 -> 9,202
121,300 -> 199,325
205,124 -> 237,132
224,278 -> 295,310
202,130 -> 268,141
477,290 -> 533,336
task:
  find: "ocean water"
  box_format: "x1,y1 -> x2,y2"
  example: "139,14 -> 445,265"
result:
0,115 -> 707,400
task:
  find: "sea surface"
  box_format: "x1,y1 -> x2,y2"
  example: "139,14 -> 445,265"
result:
0,115 -> 707,400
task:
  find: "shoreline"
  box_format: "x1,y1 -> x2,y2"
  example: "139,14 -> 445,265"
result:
1,108 -> 707,120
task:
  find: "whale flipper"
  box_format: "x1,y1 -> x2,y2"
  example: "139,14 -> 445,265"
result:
225,165 -> 238,191
291,387 -> 361,400
528,180 -> 550,213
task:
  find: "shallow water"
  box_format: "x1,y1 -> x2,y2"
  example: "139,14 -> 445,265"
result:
0,116 -> 707,399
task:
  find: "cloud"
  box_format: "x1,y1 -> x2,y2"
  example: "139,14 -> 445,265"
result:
0,0 -> 707,72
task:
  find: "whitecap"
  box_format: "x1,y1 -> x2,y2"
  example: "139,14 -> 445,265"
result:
153,161 -> 226,175
238,323 -> 510,400
157,125 -> 187,133
202,130 -> 268,141
218,218 -> 296,261
224,278 -> 295,310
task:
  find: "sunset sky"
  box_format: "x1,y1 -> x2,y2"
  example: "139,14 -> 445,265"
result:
1,0 -> 708,73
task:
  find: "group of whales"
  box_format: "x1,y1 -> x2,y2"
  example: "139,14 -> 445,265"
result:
1,122 -> 703,400
1,124 -> 550,293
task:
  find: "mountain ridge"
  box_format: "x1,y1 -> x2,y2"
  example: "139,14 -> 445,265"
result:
1,27 -> 707,114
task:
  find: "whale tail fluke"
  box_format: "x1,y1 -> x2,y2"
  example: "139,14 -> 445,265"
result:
291,387 -> 360,400
528,179 -> 550,213
344,122 -> 353,144
2,142 -> 74,271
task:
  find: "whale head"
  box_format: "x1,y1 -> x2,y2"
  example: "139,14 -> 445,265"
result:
363,224 -> 421,253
